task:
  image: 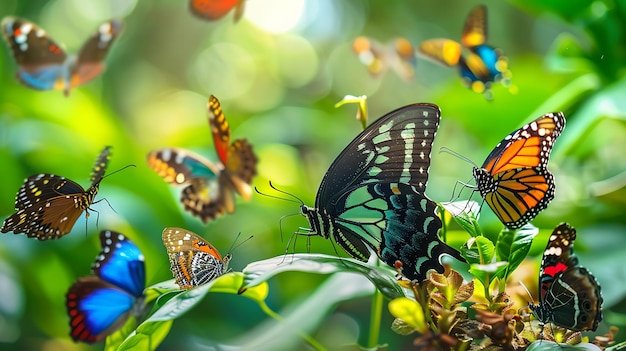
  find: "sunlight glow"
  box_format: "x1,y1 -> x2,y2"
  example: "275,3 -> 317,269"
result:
245,0 -> 306,34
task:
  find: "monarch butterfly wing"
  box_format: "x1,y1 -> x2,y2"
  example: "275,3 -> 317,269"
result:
418,39 -> 462,67
1,17 -> 67,91
461,5 -> 487,48
70,20 -> 122,90
481,112 -> 566,175
162,227 -> 228,288
207,95 -> 231,165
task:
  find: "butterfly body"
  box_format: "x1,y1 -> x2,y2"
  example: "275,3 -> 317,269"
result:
1,146 -> 111,240
472,113 -> 565,229
302,104 -> 465,282
2,17 -> 122,96
147,95 -> 257,223
66,230 -> 146,343
529,223 -> 602,331
162,227 -> 230,289
418,5 -> 510,96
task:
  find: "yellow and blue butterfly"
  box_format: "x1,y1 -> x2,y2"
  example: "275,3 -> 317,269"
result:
418,5 -> 512,98
66,230 -> 146,343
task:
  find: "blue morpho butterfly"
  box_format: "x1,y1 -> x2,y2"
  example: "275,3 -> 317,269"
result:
66,230 -> 146,343
299,104 -> 465,282
1,17 -> 122,96
418,5 -> 511,98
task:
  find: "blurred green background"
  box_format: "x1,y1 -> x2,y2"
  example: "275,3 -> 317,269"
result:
1,0 -> 625,350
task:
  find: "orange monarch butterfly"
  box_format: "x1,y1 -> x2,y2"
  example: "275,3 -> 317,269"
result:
472,112 -> 565,229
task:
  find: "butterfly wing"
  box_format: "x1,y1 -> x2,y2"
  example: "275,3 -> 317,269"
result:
190,0 -> 245,22
473,112 -> 565,229
66,276 -> 138,343
1,174 -> 90,239
90,146 -> 112,185
306,104 -> 464,281
68,20 -> 122,93
530,223 -> 603,331
1,16 -> 67,91
461,5 -> 487,48
93,230 -> 146,297
208,95 -> 232,165
418,39 -> 462,67
162,227 -> 230,289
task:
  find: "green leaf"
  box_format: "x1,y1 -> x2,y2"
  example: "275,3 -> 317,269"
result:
441,201 -> 482,238
116,320 -> 173,351
388,297 -> 429,334
468,261 -> 507,290
461,236 -> 495,265
606,341 -> 626,351
494,225 -> 538,281
243,254 -> 404,300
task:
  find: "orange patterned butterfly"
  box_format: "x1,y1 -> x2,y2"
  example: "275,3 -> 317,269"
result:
147,95 -> 257,223
352,36 -> 416,82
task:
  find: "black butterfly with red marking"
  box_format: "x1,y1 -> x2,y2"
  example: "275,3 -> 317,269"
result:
1,17 -> 122,96
1,146 -> 111,240
529,223 -> 603,331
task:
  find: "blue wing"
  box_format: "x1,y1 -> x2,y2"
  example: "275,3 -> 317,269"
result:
93,230 -> 146,297
66,277 -> 138,343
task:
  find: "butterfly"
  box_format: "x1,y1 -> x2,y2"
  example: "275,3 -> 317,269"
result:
189,0 -> 245,22
472,112 -> 565,229
418,5 -> 511,97
1,17 -> 122,96
162,227 -> 231,289
147,95 -> 258,223
300,104 -> 465,282
529,223 -> 603,331
1,146 -> 112,240
66,230 -> 146,343
352,36 -> 416,82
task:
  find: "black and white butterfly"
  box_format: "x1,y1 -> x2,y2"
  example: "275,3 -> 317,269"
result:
300,103 -> 465,282
529,223 -> 603,331
1,17 -> 122,96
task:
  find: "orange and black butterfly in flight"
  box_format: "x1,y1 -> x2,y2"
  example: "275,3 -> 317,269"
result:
189,0 -> 245,22
352,36 -> 417,82
418,5 -> 511,98
1,146 -> 112,240
1,17 -> 122,96
147,95 -> 258,223
472,112 -> 565,229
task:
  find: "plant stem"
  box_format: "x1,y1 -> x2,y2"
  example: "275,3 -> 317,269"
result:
367,289 -> 383,348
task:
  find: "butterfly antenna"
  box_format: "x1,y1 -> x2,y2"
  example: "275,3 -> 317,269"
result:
227,232 -> 254,254
439,146 -> 479,168
101,164 -> 137,182
266,181 -> 305,205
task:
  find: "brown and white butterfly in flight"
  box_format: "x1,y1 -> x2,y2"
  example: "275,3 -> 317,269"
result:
147,95 -> 258,223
